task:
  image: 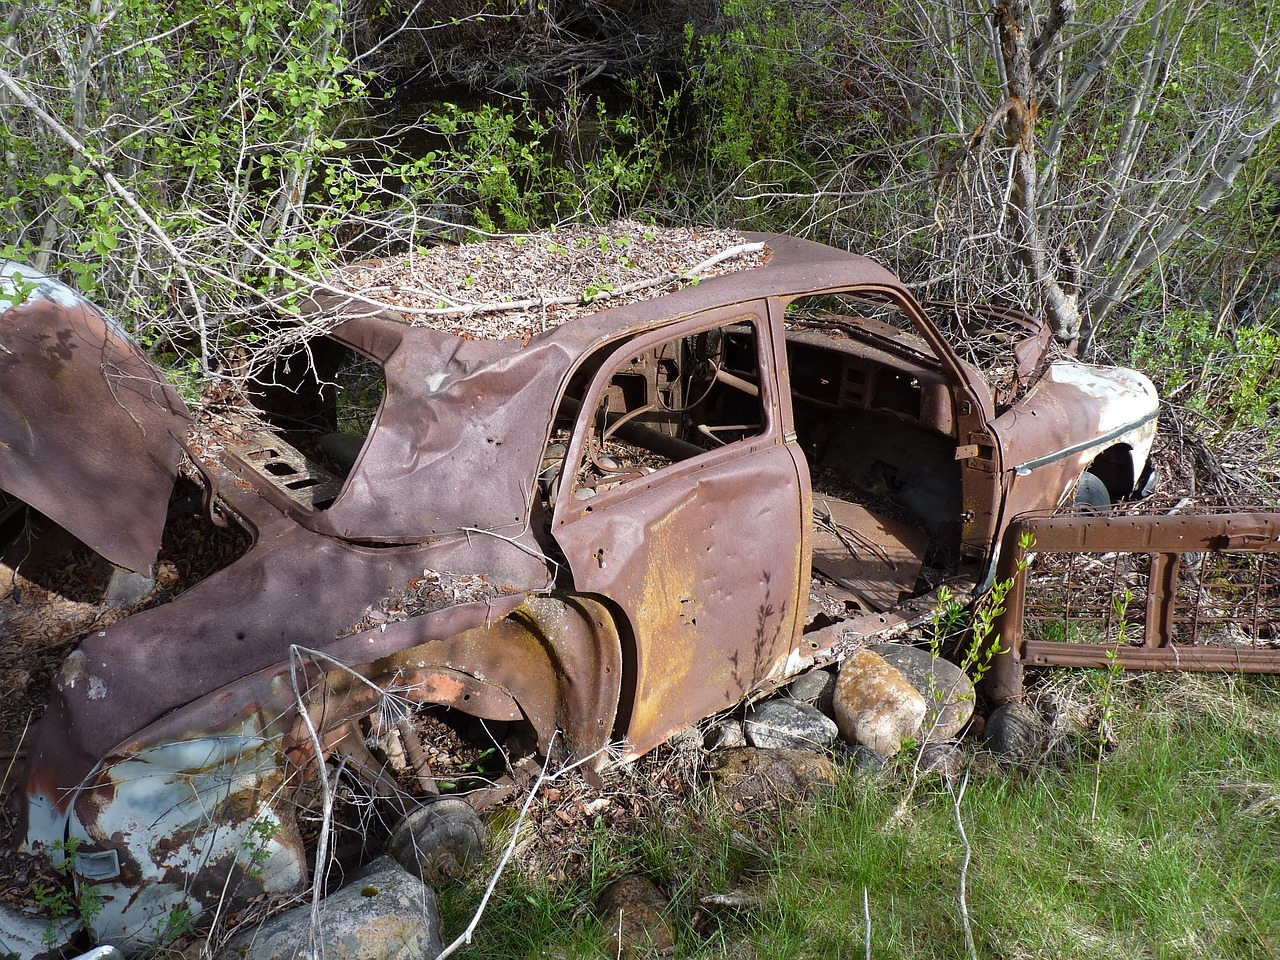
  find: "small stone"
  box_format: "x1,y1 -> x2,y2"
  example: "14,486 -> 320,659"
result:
785,667 -> 837,712
706,747 -> 838,805
221,857 -> 442,960
598,875 -> 675,957
871,643 -> 976,741
704,718 -> 747,750
666,725 -> 705,752
843,743 -> 888,773
983,702 -> 1046,762
918,742 -> 966,779
831,649 -> 927,756
744,699 -> 838,750
104,567 -> 155,608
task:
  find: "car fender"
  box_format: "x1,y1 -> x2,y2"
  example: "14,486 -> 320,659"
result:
27,594 -> 621,948
0,264 -> 189,572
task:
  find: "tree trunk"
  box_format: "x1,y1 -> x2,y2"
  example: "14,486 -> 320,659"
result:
993,0 -> 1082,348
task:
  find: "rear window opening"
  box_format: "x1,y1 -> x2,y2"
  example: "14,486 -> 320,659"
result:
231,339 -> 387,510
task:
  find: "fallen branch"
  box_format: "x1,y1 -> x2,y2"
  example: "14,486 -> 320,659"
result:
288,644 -> 336,956
350,241 -> 767,320
949,770 -> 976,960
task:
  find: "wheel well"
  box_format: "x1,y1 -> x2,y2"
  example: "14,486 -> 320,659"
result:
1087,444 -> 1135,499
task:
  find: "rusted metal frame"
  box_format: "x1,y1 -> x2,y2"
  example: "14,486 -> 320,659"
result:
1145,551 -> 1180,648
1252,552 -> 1269,640
1018,643 -> 1280,672
988,512 -> 1280,702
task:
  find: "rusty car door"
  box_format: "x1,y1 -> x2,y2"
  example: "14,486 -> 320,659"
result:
551,303 -> 808,758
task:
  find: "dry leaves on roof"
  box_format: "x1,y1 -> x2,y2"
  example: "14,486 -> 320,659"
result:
325,220 -> 768,340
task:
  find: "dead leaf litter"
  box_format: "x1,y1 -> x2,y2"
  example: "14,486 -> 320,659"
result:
326,221 -> 767,341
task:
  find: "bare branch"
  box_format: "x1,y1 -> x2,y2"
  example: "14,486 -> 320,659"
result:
0,65 -> 212,371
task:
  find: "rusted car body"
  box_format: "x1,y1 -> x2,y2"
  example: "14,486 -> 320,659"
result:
4,235 -> 1160,948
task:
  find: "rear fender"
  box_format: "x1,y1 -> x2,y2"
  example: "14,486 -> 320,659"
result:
31,594 -> 621,948
0,265 -> 189,572
285,593 -> 624,766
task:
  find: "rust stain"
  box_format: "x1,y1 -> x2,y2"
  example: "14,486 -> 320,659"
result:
632,502 -> 701,731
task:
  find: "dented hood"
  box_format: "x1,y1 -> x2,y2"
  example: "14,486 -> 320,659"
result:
0,265 -> 190,572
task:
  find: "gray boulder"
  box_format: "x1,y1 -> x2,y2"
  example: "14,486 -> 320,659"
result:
842,743 -> 888,774
744,699 -> 838,750
983,702 -> 1047,762
784,667 -> 837,712
222,857 -> 442,960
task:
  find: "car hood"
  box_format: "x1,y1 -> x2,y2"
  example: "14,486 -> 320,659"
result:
0,265 -> 189,573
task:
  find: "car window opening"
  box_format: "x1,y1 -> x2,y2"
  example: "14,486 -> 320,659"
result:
231,338 -> 387,511
543,317 -> 767,510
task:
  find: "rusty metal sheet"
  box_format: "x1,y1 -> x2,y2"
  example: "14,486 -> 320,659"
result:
811,497 -> 928,612
987,506 -> 1280,702
992,361 -> 1159,523
0,282 -> 189,572
23,526 -> 545,822
26,593 -> 618,944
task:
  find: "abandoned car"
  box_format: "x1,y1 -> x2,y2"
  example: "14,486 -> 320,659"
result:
1,232 -> 1159,947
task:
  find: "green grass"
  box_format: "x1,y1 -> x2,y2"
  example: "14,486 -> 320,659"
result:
438,673 -> 1280,959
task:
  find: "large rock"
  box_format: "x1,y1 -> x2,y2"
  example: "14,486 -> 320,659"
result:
831,649 -> 926,756
222,857 -> 442,960
744,699 -> 838,750
706,747 -> 838,804
871,643 -> 975,741
597,875 -> 675,957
